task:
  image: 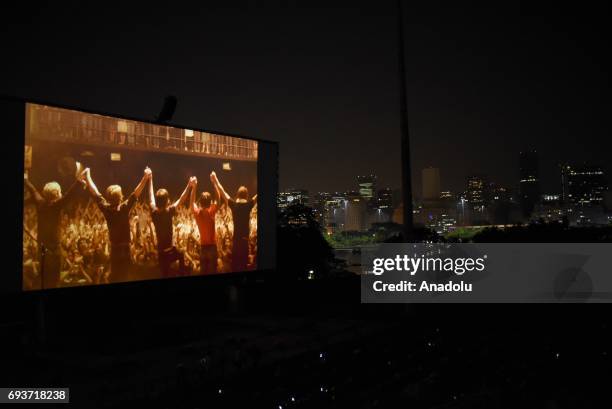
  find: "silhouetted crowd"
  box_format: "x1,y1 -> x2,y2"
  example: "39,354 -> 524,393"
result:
22,199 -> 257,290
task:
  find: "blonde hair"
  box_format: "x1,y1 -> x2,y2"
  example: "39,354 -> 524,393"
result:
156,188 -> 169,207
237,186 -> 248,201
43,182 -> 62,202
105,185 -> 123,205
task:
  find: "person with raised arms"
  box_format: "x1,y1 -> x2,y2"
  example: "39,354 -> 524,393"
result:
189,173 -> 220,274
210,172 -> 256,272
147,167 -> 190,278
82,167 -> 149,283
24,168 -> 87,288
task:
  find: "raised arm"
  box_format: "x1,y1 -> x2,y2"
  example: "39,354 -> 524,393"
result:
210,171 -> 222,203
148,170 -> 156,210
171,179 -> 191,209
83,168 -> 102,198
211,172 -> 231,203
252,194 -> 257,203
56,169 -> 87,206
189,177 -> 198,213
24,173 -> 44,205
133,167 -> 151,198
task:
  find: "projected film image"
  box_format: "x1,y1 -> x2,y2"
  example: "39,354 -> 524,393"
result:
22,103 -> 258,290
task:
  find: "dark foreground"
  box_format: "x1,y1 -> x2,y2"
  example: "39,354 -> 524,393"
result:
1,276 -> 611,408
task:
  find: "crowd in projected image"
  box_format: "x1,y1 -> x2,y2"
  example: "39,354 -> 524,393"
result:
22,103 -> 258,290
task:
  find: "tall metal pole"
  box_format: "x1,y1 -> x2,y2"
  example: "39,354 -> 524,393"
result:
397,0 -> 414,241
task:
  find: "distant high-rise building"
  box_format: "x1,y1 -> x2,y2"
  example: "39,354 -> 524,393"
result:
488,184 -> 517,225
357,174 -> 377,201
560,164 -> 570,204
312,192 -> 332,226
345,191 -> 367,231
370,188 -> 394,224
376,188 -> 394,211
466,175 -> 489,224
466,175 -> 487,210
519,150 -> 540,217
490,184 -> 511,203
561,164 -> 607,207
321,192 -> 348,233
422,167 -> 441,200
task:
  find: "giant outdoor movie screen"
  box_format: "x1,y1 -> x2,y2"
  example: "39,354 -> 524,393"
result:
22,103 -> 258,290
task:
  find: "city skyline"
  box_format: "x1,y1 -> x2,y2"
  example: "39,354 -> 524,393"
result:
279,157 -> 610,235
280,154 -> 609,202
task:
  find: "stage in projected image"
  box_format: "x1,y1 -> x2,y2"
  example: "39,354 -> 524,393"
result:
22,103 -> 258,290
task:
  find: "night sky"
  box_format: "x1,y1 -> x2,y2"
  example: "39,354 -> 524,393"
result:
2,2 -> 610,197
